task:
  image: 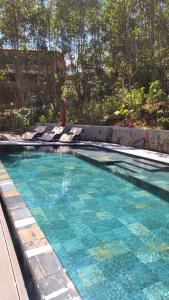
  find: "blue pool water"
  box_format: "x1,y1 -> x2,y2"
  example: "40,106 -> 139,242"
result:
2,148 -> 169,300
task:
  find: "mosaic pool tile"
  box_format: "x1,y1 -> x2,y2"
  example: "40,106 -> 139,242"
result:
152,227 -> 169,245
62,239 -> 84,254
31,207 -> 48,220
139,218 -> 166,231
89,240 -> 130,261
69,222 -> 94,238
136,251 -> 162,264
147,259 -> 169,282
138,234 -> 169,253
78,265 -> 105,287
86,279 -> 131,300
102,255 -> 157,292
80,234 -> 101,249
143,281 -> 169,300
95,210 -> 112,219
79,194 -> 93,201
134,290 -> 149,300
112,227 -> 145,252
95,229 -> 118,243
90,218 -> 123,233
127,223 -> 151,236
118,214 -> 138,225
123,263 -> 158,292
69,249 -> 94,270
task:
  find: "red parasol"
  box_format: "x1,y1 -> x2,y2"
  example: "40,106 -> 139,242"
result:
60,100 -> 66,127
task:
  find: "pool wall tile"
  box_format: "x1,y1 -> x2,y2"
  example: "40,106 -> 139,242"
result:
0,162 -> 81,300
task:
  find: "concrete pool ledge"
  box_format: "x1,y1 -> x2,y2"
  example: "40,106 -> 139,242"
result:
0,162 -> 81,300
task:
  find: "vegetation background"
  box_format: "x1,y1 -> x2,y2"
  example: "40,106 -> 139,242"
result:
0,0 -> 169,129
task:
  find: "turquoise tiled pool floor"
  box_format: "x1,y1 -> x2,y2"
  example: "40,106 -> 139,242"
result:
1,148 -> 169,299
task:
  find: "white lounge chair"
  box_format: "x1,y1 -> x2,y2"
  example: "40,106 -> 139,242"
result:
22,125 -> 48,140
38,126 -> 65,141
59,127 -> 83,143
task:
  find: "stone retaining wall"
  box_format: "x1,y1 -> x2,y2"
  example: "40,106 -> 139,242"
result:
80,125 -> 169,154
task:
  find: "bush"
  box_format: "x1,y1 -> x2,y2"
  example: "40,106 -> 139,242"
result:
0,108 -> 31,131
158,117 -> 169,129
146,80 -> 164,104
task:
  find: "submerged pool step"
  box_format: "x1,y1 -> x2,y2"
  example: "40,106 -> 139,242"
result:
111,161 -> 155,173
104,163 -> 169,201
133,158 -> 167,168
72,148 -> 162,173
109,162 -> 138,173
71,150 -> 169,202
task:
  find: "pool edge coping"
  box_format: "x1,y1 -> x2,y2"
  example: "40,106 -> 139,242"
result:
0,161 -> 81,300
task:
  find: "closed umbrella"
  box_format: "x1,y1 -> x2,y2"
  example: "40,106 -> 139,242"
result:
60,99 -> 66,127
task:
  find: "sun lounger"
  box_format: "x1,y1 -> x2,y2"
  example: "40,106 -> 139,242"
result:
59,127 -> 83,143
0,135 -> 8,141
38,126 -> 65,141
22,125 -> 48,140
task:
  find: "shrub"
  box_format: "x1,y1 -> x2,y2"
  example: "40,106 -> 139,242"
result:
146,80 -> 164,104
158,117 -> 169,129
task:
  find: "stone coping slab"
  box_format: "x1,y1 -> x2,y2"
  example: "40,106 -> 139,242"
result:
0,162 -> 81,300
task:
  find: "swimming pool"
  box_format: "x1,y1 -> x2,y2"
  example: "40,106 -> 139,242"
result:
1,146 -> 169,300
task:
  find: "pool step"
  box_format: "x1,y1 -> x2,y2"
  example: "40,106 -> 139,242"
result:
71,150 -> 169,202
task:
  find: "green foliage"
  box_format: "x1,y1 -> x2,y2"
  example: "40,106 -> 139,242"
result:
158,117 -> 169,129
0,0 -> 168,128
146,81 -> 164,104
38,115 -> 46,124
124,87 -> 146,108
0,68 -> 7,80
0,107 -> 30,130
157,106 -> 169,129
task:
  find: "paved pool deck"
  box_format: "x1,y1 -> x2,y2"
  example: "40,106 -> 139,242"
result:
0,204 -> 28,300
1,139 -> 169,165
